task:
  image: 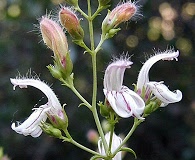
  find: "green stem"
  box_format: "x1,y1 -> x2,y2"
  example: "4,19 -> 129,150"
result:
61,130 -> 101,156
87,0 -> 108,152
91,53 -> 108,152
95,33 -> 107,53
70,138 -> 100,156
60,78 -> 92,109
108,113 -> 115,155
91,5 -> 103,20
112,118 -> 143,156
70,85 -> 92,109
75,6 -> 88,19
87,0 -> 95,51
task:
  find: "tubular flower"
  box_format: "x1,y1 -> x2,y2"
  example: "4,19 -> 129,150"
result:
10,78 -> 65,138
136,49 -> 182,104
98,132 -> 122,160
103,59 -> 145,119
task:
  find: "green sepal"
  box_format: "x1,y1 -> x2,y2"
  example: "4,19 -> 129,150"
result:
119,147 -> 137,159
107,28 -> 121,38
47,64 -> 62,80
47,51 -> 73,81
72,39 -> 84,47
98,101 -> 110,118
144,100 -> 161,116
40,122 -> 63,139
69,26 -> 84,40
60,51 -> 73,79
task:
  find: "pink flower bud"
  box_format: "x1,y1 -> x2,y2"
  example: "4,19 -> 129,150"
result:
40,16 -> 68,67
40,16 -> 73,78
102,1 -> 138,31
47,109 -> 68,130
59,7 -> 84,40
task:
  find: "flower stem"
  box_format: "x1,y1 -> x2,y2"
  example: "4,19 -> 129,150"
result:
87,0 -> 94,51
113,118 -> 143,156
61,130 -> 101,156
70,85 -> 92,109
108,113 -> 115,155
60,78 -> 92,109
95,33 -> 107,53
75,6 -> 88,19
87,0 -> 108,152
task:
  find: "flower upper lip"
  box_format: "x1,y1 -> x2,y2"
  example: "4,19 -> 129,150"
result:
10,78 -> 61,109
10,78 -> 62,137
103,59 -> 133,91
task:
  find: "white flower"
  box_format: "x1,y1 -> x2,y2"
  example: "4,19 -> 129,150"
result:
98,132 -> 122,160
10,78 -> 62,137
136,49 -> 182,104
103,59 -> 145,119
147,81 -> 182,107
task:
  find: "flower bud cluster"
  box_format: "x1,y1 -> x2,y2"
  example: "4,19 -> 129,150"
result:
40,6 -> 84,79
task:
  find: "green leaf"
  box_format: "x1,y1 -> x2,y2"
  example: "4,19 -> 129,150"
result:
78,103 -> 87,107
119,147 -> 137,159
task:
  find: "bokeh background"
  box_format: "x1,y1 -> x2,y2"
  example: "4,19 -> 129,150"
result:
0,0 -> 195,159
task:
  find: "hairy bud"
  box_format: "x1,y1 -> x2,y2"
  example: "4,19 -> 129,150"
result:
102,2 -> 137,33
40,16 -> 73,78
59,7 -> 84,40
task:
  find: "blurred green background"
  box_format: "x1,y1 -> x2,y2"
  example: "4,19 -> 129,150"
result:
0,0 -> 194,159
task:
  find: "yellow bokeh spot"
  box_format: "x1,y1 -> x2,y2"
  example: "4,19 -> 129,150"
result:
149,16 -> 162,30
161,20 -> 174,31
159,2 -> 177,21
176,38 -> 192,55
162,30 -> 175,40
147,28 -> 160,41
126,35 -> 138,48
184,3 -> 195,16
182,3 -> 195,20
7,4 -> 21,18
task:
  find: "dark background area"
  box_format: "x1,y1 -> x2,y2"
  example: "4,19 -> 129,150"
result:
0,0 -> 194,159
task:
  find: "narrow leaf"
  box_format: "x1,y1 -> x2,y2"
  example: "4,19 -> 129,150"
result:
119,147 -> 137,159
